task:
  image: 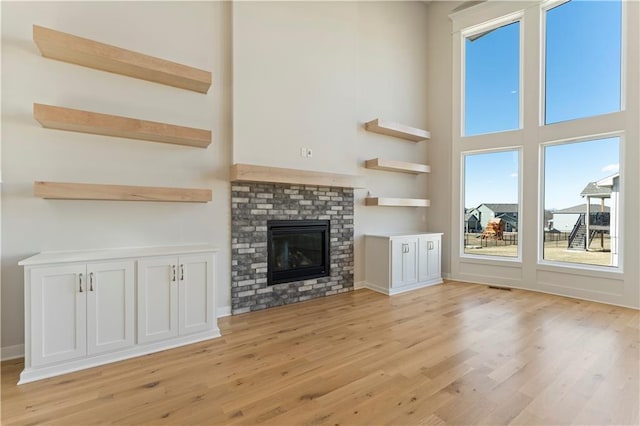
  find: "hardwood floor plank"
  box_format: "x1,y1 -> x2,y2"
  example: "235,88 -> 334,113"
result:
1,281 -> 638,425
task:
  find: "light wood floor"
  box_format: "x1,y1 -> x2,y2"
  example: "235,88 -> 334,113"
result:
2,281 -> 639,425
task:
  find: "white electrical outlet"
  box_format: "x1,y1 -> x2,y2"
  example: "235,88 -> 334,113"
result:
307,148 -> 313,158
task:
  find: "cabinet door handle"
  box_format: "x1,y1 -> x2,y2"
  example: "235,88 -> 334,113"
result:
89,272 -> 94,292
172,265 -> 177,282
79,273 -> 84,293
180,264 -> 184,281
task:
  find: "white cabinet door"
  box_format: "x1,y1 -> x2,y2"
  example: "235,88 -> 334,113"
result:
30,265 -> 87,367
419,235 -> 442,282
137,257 -> 178,344
426,236 -> 441,281
178,254 -> 214,336
87,261 -> 135,355
391,238 -> 418,288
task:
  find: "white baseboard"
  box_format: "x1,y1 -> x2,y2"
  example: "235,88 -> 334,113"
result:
1,344 -> 24,361
217,305 -> 231,317
354,281 -> 367,290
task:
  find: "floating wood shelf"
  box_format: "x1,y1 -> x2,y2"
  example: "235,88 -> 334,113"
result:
33,25 -> 212,93
365,197 -> 430,207
364,119 -> 430,142
34,181 -> 212,203
34,104 -> 211,148
365,158 -> 430,175
231,164 -> 365,188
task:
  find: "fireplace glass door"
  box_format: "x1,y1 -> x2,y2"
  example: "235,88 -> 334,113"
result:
267,220 -> 329,285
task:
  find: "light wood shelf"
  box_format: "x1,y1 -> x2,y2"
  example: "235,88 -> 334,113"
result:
34,103 -> 211,148
33,25 -> 212,93
231,164 -> 365,188
34,181 -> 212,203
365,197 -> 430,207
364,119 -> 430,142
365,158 -> 430,175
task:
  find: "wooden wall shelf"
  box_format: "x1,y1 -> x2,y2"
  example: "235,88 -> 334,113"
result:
33,25 -> 212,93
34,104 -> 211,148
365,197 -> 430,207
34,181 -> 212,203
365,158 -> 430,175
231,164 -> 365,188
364,119 -> 430,142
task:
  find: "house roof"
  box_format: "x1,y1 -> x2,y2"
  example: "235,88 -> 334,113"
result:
554,203 -> 610,214
464,212 -> 479,221
496,213 -> 518,224
479,203 -> 518,213
596,172 -> 619,187
580,181 -> 612,198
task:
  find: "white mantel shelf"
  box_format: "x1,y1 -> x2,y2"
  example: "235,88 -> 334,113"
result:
230,164 -> 366,188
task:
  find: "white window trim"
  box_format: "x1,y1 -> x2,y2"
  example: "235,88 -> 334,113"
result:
461,12 -> 524,137
460,146 -> 523,263
448,0 -> 638,308
538,132 -> 624,273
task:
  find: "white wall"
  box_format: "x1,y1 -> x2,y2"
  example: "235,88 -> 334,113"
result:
425,1 -> 462,278
1,1 -> 233,353
233,1 -> 432,284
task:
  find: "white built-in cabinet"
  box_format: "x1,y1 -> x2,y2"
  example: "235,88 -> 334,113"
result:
138,254 -> 214,344
19,245 -> 219,384
364,233 -> 443,295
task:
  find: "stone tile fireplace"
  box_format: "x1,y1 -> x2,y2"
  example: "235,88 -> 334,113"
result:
231,182 -> 354,314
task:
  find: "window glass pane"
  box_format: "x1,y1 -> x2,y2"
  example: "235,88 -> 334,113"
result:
543,137 -> 620,267
465,21 -> 520,136
545,0 -> 621,124
463,150 -> 519,258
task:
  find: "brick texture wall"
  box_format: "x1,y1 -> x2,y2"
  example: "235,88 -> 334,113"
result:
231,183 -> 354,314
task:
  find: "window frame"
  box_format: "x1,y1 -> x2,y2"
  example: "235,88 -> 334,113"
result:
538,132 -> 624,273
460,146 -> 524,263
539,0 -> 626,126
461,11 -> 525,137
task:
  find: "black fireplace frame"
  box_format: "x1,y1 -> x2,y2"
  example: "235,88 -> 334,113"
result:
267,220 -> 330,285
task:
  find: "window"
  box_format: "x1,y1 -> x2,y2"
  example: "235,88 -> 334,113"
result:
464,20 -> 520,136
544,0 -> 622,124
463,149 -> 520,258
542,137 -> 620,267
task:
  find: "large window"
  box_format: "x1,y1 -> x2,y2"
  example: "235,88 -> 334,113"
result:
542,137 -> 620,267
464,20 -> 520,136
463,150 -> 520,258
545,0 -> 622,124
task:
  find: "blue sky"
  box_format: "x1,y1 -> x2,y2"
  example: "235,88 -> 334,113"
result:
464,0 -> 621,211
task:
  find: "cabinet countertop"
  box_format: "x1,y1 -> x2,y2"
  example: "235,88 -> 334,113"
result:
366,232 -> 443,239
19,244 -> 219,266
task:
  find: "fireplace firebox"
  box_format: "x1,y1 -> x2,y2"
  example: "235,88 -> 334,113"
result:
267,220 -> 330,285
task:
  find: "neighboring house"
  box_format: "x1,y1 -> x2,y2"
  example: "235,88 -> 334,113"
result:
475,203 -> 519,230
588,173 -> 620,266
551,204 -> 610,232
496,213 -> 518,232
464,208 -> 482,232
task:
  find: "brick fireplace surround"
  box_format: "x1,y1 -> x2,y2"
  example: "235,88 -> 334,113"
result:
231,182 -> 355,314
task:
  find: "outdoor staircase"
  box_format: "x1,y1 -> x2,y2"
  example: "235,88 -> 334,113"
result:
567,214 -> 598,250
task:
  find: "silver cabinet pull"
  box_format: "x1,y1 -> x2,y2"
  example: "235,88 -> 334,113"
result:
79,273 -> 84,293
180,264 -> 184,281
172,265 -> 177,282
89,272 -> 94,292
